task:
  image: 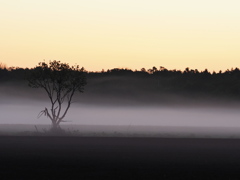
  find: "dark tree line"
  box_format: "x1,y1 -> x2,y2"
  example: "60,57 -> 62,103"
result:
1,65 -> 240,99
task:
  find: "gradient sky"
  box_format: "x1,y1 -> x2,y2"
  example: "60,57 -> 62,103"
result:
1,0 -> 240,71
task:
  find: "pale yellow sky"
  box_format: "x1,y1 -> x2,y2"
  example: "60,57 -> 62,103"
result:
0,0 -> 240,71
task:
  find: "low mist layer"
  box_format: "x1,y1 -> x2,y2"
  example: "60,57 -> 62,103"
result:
1,101 -> 240,127
1,77 -> 240,137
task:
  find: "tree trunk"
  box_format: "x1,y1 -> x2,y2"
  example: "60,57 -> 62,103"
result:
50,123 -> 64,134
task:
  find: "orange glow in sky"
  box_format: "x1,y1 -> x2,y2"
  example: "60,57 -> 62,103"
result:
1,0 -> 240,71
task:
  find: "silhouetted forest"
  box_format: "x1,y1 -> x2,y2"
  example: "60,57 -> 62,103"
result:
1,65 -> 240,100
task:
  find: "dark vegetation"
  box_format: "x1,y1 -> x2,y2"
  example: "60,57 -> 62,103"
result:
1,64 -> 240,100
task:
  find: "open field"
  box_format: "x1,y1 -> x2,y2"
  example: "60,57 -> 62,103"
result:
2,124 -> 240,138
1,136 -> 240,179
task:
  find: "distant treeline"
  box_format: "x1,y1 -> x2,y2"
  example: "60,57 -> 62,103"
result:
1,66 -> 240,99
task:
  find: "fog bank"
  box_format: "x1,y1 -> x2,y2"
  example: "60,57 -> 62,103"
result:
1,99 -> 240,127
1,82 -> 240,137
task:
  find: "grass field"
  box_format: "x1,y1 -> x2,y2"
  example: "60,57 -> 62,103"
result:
1,124 -> 240,139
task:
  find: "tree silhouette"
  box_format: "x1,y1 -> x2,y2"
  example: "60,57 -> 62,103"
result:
0,62 -> 239,102
28,60 -> 87,132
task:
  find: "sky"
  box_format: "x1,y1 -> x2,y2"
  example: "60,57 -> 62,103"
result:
1,0 -> 240,72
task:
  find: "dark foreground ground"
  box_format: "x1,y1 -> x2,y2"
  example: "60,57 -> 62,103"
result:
1,137 -> 240,180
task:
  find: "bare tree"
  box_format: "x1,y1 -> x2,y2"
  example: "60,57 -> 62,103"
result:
28,60 -> 87,131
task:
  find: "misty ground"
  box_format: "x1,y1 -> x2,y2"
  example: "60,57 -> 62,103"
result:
1,80 -> 240,137
1,81 -> 240,179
